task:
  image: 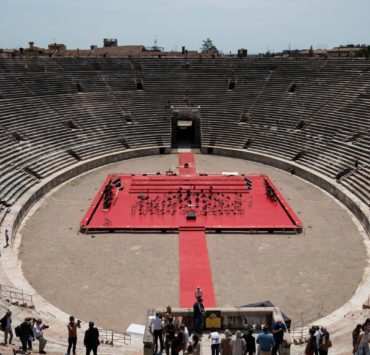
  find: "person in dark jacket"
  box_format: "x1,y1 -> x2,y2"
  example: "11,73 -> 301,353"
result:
1,310 -> 13,345
17,318 -> 34,352
193,298 -> 205,335
243,328 -> 256,355
164,317 -> 176,355
84,321 -> 100,355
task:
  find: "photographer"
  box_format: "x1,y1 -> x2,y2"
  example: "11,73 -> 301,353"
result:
67,316 -> 81,355
15,318 -> 34,353
33,318 -> 48,354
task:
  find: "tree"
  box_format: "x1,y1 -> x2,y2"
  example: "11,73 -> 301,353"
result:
357,46 -> 370,58
201,38 -> 220,55
309,45 -> 314,57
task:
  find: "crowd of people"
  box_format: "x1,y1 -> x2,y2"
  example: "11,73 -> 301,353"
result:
0,310 -> 101,355
0,284 -> 337,355
149,287 -> 290,355
304,326 -> 331,355
207,320 -> 288,355
150,313 -> 288,355
0,313 -> 50,354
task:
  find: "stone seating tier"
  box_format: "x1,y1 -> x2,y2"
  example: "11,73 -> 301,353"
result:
0,57 -> 369,209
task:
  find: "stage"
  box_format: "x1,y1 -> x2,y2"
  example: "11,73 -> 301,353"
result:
80,174 -> 302,232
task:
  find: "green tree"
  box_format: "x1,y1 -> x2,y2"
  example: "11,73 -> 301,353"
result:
309,45 -> 314,57
201,38 -> 220,55
357,46 -> 370,58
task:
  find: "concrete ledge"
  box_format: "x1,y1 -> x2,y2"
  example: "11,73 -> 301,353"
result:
202,146 -> 370,235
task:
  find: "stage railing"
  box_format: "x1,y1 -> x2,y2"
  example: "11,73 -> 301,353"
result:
290,308 -> 325,343
0,284 -> 34,308
98,328 -> 132,346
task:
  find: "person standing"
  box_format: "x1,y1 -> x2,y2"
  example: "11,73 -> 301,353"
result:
355,326 -> 370,355
164,317 -> 175,355
5,229 -> 9,247
209,328 -> 220,355
313,326 -> 321,355
193,298 -> 205,335
272,319 -> 287,355
243,328 -> 256,355
256,326 -> 275,355
318,327 -> 331,355
305,328 -> 318,355
151,312 -> 164,353
220,329 -> 232,355
353,324 -> 362,353
17,318 -> 34,352
231,330 -> 246,355
84,321 -> 100,355
67,316 -> 81,355
1,310 -> 13,345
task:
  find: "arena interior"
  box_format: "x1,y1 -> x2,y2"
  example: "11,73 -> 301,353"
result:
0,56 -> 369,354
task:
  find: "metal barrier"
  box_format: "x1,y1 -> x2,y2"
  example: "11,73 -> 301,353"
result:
290,309 -> 325,343
0,284 -> 34,308
98,328 -> 132,346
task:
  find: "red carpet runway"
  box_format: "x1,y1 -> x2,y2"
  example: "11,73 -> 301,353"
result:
179,152 -> 196,176
179,227 -> 216,307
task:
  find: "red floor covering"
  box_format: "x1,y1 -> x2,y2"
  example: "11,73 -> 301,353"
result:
179,227 -> 216,308
178,152 -> 196,176
80,174 -> 301,231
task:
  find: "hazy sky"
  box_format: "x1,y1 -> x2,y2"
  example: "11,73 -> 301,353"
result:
0,0 -> 369,53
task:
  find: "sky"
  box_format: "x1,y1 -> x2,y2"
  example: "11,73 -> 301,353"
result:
0,0 -> 369,54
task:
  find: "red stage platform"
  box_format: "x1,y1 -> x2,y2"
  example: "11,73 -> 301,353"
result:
80,162 -> 302,233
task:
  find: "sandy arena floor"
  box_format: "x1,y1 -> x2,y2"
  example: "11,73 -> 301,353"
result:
17,153 -> 366,332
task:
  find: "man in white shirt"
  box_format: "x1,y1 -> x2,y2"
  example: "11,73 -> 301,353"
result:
313,326 -> 320,355
209,329 -> 220,355
33,319 -> 48,354
150,312 -> 164,352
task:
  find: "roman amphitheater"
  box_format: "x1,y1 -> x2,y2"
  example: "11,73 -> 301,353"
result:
0,57 -> 369,354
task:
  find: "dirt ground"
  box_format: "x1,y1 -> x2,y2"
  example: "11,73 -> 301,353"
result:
17,153 -> 367,332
